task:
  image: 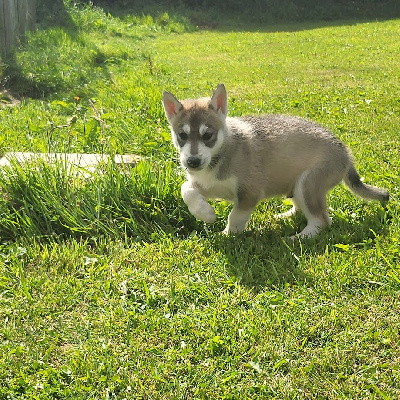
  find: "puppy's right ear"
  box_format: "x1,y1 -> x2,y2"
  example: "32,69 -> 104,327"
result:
210,84 -> 228,119
162,91 -> 183,123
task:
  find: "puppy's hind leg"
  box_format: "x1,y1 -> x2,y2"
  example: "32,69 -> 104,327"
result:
289,170 -> 332,239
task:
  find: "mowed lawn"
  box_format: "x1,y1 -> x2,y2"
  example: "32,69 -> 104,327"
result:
0,4 -> 399,399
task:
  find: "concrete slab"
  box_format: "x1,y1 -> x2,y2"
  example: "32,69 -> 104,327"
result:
0,152 -> 140,170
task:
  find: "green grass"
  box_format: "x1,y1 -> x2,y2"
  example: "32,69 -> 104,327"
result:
0,2 -> 400,398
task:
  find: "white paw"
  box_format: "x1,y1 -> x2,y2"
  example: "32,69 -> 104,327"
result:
287,234 -> 298,241
222,226 -> 231,235
222,227 -> 237,235
287,224 -> 321,241
189,203 -> 216,223
222,224 -> 245,235
222,208 -> 252,235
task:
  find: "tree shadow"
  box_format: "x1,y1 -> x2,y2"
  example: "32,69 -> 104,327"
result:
93,0 -> 400,33
1,0 -> 110,99
36,0 -> 78,35
3,0 -> 398,99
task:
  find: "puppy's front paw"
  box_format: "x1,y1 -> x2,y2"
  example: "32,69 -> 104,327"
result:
190,203 -> 216,223
222,226 -> 231,235
222,224 -> 243,235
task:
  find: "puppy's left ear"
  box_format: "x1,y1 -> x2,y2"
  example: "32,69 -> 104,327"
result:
210,84 -> 228,119
162,91 -> 183,123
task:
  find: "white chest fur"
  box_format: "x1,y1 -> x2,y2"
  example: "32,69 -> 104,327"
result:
188,169 -> 237,202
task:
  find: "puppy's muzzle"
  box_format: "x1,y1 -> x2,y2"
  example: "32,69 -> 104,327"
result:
186,156 -> 202,169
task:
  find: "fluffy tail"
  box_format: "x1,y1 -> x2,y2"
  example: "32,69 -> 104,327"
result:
344,164 -> 389,202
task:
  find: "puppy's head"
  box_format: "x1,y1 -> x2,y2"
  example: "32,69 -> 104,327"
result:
162,84 -> 228,171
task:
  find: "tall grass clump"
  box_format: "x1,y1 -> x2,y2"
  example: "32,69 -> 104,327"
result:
0,158 -> 199,242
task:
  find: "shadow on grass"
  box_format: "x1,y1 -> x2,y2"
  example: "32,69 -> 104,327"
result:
211,231 -> 310,290
97,0 -> 400,33
3,0 -> 399,98
1,0 -> 111,98
206,205 -> 391,290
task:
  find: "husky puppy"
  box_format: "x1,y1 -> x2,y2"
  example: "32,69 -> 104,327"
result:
162,84 -> 389,238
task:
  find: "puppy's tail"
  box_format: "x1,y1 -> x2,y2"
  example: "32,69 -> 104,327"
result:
343,164 -> 389,202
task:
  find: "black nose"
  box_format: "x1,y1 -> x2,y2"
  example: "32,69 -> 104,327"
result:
187,156 -> 201,169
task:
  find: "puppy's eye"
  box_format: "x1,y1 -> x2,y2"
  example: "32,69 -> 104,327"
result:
177,132 -> 188,141
203,131 -> 215,141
